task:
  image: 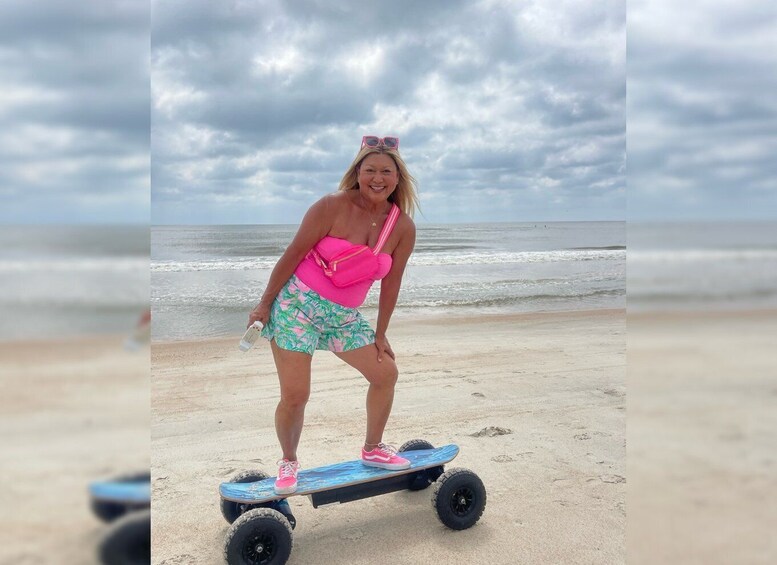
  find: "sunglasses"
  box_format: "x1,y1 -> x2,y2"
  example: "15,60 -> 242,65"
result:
361,136 -> 400,150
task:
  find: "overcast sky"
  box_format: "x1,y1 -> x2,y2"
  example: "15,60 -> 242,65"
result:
0,1 -> 149,224
3,2 -> 773,225
628,0 -> 777,221
151,0 -> 626,224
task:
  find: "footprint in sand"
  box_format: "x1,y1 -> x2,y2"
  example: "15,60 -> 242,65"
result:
159,554 -> 196,564
470,426 -> 513,437
574,433 -> 591,440
472,392 -> 486,398
340,529 -> 364,541
599,474 -> 626,484
152,478 -> 169,497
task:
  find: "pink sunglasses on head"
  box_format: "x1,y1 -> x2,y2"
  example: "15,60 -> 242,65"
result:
361,136 -> 400,150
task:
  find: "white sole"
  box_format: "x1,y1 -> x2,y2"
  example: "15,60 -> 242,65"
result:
273,484 -> 298,495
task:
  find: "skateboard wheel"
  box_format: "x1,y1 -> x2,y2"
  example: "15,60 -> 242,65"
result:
399,439 -> 444,491
432,468 -> 487,530
97,508 -> 150,565
224,508 -> 293,565
398,438 -> 434,452
221,470 -> 271,524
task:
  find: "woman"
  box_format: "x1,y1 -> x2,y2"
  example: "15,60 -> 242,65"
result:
247,136 -> 419,494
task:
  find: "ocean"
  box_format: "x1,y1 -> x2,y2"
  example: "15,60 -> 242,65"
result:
0,225 -> 150,340
151,222 -> 626,341
9,221 -> 769,343
628,222 -> 777,312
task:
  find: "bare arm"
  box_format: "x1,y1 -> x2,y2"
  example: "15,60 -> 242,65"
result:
248,196 -> 333,327
374,218 -> 416,360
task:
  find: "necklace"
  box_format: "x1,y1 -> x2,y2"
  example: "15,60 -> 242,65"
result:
360,193 -> 384,228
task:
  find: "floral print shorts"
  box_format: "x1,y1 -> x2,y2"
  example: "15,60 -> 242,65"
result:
261,275 -> 376,355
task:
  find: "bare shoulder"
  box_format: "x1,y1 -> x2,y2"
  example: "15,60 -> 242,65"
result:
304,191 -> 347,220
322,190 -> 355,214
395,210 -> 416,245
328,190 -> 353,205
397,209 -> 416,232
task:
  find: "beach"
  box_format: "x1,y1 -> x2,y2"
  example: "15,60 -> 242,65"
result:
151,309 -> 626,564
0,336 -> 150,564
627,309 -> 777,564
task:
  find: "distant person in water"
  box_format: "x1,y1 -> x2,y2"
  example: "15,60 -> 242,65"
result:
247,136 -> 419,494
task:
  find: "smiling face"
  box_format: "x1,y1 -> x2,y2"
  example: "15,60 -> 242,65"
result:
357,153 -> 399,203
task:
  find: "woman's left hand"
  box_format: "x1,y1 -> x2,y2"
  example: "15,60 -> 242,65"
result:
374,334 -> 395,363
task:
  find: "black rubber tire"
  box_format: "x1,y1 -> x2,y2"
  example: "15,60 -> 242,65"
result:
398,439 -> 434,452
91,471 -> 152,523
91,499 -> 128,523
221,470 -> 271,524
398,439 -> 443,491
432,468 -> 487,530
224,508 -> 293,565
97,509 -> 150,565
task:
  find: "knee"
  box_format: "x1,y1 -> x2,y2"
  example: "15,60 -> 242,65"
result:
280,389 -> 309,410
387,364 -> 399,385
370,363 -> 398,387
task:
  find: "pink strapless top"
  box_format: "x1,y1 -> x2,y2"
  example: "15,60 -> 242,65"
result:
294,236 -> 393,308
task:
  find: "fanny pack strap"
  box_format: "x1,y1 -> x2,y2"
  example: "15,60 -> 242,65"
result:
309,248 -> 332,276
372,204 -> 400,255
309,203 -> 400,268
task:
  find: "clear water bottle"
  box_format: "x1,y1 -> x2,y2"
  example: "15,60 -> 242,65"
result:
239,321 -> 263,352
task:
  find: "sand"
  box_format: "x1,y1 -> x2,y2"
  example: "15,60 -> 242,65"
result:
0,336 -> 150,564
7,308 -> 773,564
627,309 -> 777,564
151,309 -> 626,564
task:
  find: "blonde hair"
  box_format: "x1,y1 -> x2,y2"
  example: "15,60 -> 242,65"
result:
338,146 -> 420,218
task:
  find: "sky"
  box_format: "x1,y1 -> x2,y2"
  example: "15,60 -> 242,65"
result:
151,0 -> 626,224
628,0 -> 777,221
0,1 -> 150,224
1,1 -> 774,225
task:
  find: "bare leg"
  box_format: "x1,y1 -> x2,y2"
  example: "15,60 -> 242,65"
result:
270,340 -> 312,461
335,345 -> 399,449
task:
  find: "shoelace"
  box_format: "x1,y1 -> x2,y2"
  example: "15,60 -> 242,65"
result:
372,443 -> 398,456
277,460 -> 299,479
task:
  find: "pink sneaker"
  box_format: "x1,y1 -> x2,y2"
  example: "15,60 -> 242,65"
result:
361,443 -> 411,470
274,459 -> 300,495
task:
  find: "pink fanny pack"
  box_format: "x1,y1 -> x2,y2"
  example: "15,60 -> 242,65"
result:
308,204 -> 400,288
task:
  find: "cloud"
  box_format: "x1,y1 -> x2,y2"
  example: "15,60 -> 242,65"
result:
0,1 -> 150,223
151,0 -> 626,224
628,0 -> 777,220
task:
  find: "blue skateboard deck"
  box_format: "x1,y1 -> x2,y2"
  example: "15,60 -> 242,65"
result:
89,480 -> 151,504
220,444 -> 459,504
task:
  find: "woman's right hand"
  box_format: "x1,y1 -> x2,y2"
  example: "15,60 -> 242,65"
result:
248,300 -> 271,329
